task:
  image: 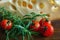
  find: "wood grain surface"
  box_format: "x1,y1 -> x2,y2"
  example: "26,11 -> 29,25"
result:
0,19 -> 60,40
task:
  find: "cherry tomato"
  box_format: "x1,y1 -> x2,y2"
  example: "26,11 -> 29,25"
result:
30,21 -> 40,32
39,22 -> 54,37
1,19 -> 12,30
39,18 -> 51,26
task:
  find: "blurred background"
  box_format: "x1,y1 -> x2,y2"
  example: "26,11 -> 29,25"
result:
0,0 -> 60,20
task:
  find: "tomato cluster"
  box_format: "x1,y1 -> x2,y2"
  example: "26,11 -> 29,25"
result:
0,19 -> 12,30
30,18 -> 54,37
0,19 -> 54,37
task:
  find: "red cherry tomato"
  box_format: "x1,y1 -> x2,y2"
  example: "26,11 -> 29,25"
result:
1,19 -> 12,30
30,21 -> 40,32
39,22 -> 54,37
39,18 -> 51,26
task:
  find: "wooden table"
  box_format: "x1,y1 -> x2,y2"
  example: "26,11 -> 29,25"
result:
0,19 -> 60,40
33,19 -> 60,40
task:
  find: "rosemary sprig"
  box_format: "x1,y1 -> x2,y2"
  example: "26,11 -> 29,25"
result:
0,7 -> 48,40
